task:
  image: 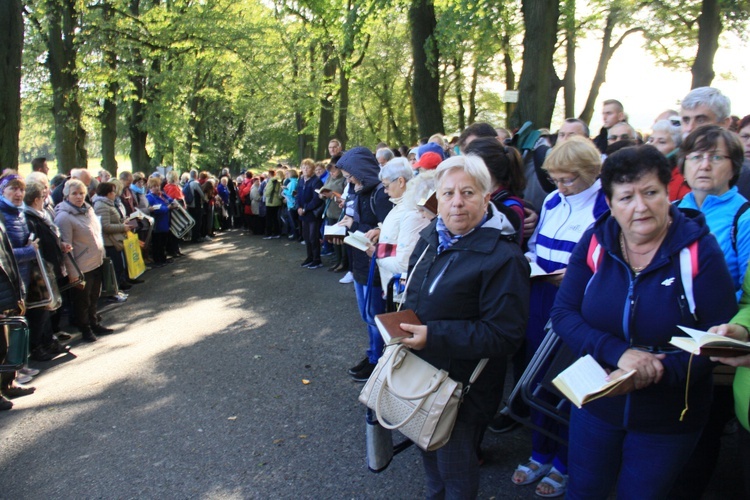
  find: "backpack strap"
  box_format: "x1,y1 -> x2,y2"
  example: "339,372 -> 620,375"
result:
586,234 -> 603,274
731,201 -> 750,253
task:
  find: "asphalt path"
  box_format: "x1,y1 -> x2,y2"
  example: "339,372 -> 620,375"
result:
0,229 -> 740,498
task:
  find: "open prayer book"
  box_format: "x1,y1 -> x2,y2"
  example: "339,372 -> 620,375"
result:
529,261 -> 549,278
669,325 -> 750,357
375,309 -> 421,345
417,191 -> 438,217
344,231 -> 372,252
323,224 -> 347,238
552,355 -> 636,409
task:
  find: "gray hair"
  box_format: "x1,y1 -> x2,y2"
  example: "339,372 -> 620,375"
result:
375,147 -> 394,163
63,178 -> 87,197
402,170 -> 437,209
190,169 -> 198,179
379,158 -> 414,183
435,154 -> 492,195
25,171 -> 48,187
651,119 -> 683,148
681,86 -> 731,122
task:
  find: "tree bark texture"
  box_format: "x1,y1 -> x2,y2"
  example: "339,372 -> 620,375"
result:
502,32 -> 516,128
46,0 -> 87,174
563,0 -> 576,118
510,0 -> 561,130
316,45 -> 336,158
100,2 -> 118,175
0,0 -> 23,172
409,0 -> 444,137
691,0 -> 721,88
333,67 -> 350,149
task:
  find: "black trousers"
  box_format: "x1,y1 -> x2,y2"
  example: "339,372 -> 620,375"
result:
152,232 -> 168,263
105,246 -> 126,285
188,206 -> 203,242
265,206 -> 281,236
26,307 -> 52,350
302,218 -> 321,263
69,265 -> 103,330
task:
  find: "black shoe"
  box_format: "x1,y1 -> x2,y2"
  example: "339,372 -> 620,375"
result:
80,328 -> 98,343
128,278 -> 145,284
30,346 -> 55,362
348,357 -> 369,376
46,340 -> 70,355
91,324 -> 114,335
300,259 -> 313,268
0,395 -> 12,411
307,261 -> 323,269
118,282 -> 133,291
487,414 -> 521,434
3,385 -> 36,399
351,363 -> 376,382
56,332 -> 72,341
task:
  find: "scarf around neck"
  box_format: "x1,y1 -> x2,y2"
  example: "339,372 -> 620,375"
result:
435,212 -> 488,254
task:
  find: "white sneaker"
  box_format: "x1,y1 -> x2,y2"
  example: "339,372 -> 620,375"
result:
339,271 -> 354,284
16,373 -> 33,384
20,367 -> 40,377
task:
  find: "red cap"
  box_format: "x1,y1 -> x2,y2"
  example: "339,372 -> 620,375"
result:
414,152 -> 442,170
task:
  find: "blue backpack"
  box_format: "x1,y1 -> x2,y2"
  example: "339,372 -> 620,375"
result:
182,181 -> 195,205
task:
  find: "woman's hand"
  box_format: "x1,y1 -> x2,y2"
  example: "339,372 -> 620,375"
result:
339,216 -> 353,229
60,242 -> 73,253
365,228 -> 380,244
544,268 -> 566,287
617,349 -> 666,389
297,208 -> 304,216
523,208 -> 538,239
26,238 -> 39,251
365,244 -> 375,257
603,368 -> 637,397
709,323 -> 750,367
399,323 -> 427,350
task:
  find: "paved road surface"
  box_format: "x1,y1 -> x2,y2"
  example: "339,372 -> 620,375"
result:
0,230 -> 740,498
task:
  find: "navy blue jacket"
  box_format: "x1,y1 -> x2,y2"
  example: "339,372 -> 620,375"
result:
146,192 -> 173,233
295,175 -> 323,221
0,197 -> 35,287
337,147 -> 393,285
551,206 -> 737,433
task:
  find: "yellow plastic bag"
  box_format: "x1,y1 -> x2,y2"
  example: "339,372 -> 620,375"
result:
123,231 -> 146,279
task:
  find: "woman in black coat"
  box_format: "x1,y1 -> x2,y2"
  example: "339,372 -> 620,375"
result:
399,155 -> 530,498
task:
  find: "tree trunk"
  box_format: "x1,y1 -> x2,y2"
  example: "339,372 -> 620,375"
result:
333,67 -> 349,149
454,58 -> 465,132
100,1 -> 118,175
316,44 -> 336,158
691,0 -> 721,88
467,60 -> 479,125
563,0 -> 576,118
409,0 -> 444,137
502,32 -> 516,128
0,0 -> 23,172
127,0 -> 151,172
46,0 -> 87,174
510,0 -> 561,130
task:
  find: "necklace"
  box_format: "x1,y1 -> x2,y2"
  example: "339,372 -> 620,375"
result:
619,218 -> 673,273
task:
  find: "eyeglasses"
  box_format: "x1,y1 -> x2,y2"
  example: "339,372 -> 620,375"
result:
608,134 -> 634,142
685,153 -> 731,165
546,174 -> 580,187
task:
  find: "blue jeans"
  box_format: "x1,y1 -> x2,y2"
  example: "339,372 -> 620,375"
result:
353,281 -> 385,364
567,406 -> 701,500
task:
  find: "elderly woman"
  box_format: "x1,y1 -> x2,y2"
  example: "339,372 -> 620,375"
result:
677,124 -> 750,294
146,177 -> 176,266
55,179 -> 110,342
0,175 -> 41,392
739,115 -> 750,162
94,182 -> 135,292
550,145 -> 737,499
649,119 -> 689,201
24,181 -> 72,360
319,162 -> 347,271
397,155 -> 529,498
512,136 -> 608,497
364,158 -> 431,291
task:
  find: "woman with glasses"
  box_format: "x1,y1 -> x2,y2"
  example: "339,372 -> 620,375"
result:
512,136 -> 608,497
677,124 -> 750,294
550,145 -> 736,499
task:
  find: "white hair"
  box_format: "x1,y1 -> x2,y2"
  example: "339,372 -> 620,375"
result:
379,158 -> 413,182
435,154 -> 492,195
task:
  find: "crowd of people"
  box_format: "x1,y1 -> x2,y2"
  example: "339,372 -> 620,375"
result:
3,84 -> 750,498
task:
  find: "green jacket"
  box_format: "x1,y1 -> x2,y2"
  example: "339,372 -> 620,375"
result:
264,177 -> 283,207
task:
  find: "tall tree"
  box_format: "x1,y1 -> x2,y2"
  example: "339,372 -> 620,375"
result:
510,0 -> 561,129
409,0 -> 444,137
691,0 -> 721,87
0,0 -> 24,171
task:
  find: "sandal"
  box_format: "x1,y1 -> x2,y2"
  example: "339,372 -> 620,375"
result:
535,467 -> 568,498
512,458 -> 552,486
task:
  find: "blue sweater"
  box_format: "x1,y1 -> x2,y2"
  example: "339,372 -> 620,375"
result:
551,206 -> 737,433
146,192 -> 173,233
677,187 -> 750,296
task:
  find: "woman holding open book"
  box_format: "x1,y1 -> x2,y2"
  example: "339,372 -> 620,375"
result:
398,155 -> 529,498
550,145 -> 737,499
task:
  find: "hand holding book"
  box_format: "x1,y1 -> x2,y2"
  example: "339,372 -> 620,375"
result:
706,324 -> 750,368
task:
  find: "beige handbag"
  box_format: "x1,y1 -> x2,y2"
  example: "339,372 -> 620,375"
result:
358,245 -> 487,452
359,344 -> 486,451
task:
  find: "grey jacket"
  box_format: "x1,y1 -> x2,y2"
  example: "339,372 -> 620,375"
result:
93,195 -> 128,251
54,201 -> 105,278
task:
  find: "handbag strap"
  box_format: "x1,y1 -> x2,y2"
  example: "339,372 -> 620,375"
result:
397,244 -> 430,312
